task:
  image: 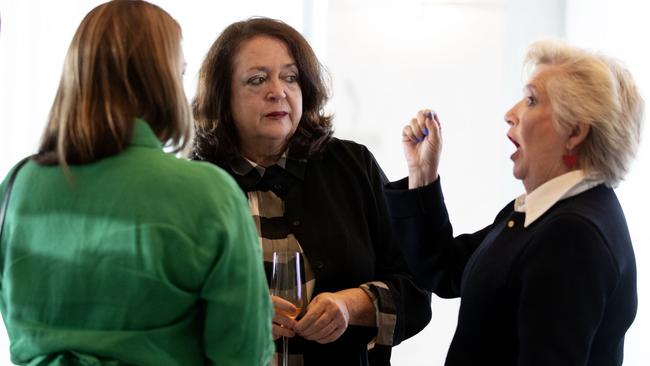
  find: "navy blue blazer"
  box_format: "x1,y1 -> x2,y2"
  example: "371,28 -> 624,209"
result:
385,178 -> 637,366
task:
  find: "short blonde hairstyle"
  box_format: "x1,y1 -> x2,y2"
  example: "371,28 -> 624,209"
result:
38,0 -> 192,167
524,39 -> 645,186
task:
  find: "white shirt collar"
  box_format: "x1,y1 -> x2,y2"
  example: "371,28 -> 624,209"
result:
513,170 -> 604,228
231,153 -> 289,177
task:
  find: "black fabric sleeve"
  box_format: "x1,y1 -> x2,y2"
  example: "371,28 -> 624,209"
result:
361,150 -> 432,346
384,177 -> 498,298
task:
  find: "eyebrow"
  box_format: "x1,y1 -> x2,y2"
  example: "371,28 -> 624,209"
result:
523,84 -> 539,94
245,63 -> 298,73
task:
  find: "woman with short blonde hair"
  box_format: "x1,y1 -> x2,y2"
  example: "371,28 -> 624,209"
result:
524,39 -> 644,186
390,39 -> 643,365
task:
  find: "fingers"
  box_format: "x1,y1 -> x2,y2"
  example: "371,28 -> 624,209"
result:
272,309 -> 297,340
272,295 -> 297,315
424,112 -> 441,142
296,305 -> 334,338
271,295 -> 298,340
294,293 -> 349,344
272,323 -> 295,340
402,121 -> 419,143
431,110 -> 440,126
403,117 -> 427,143
299,310 -> 343,344
273,309 -> 297,328
403,109 -> 438,143
312,322 -> 344,344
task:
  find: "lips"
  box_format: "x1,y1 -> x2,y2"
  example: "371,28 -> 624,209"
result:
508,135 -> 520,160
508,135 -> 520,148
265,111 -> 289,118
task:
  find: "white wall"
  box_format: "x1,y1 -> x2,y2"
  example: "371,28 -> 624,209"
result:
325,2 -> 513,364
0,0 -> 647,365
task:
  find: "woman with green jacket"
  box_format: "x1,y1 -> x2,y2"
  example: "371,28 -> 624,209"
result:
0,1 -> 273,365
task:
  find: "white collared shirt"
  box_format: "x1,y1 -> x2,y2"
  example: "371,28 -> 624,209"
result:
514,170 -> 604,228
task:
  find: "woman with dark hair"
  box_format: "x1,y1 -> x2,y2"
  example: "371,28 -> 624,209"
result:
0,1 -> 273,364
192,17 -> 431,366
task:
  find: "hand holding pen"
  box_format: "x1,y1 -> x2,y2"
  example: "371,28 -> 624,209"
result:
401,109 -> 442,189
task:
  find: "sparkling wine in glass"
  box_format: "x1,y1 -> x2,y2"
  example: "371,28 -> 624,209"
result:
270,251 -> 305,366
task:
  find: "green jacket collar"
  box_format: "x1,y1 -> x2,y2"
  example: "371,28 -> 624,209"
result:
131,119 -> 162,149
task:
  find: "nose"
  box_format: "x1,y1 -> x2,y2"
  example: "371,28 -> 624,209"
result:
266,78 -> 287,101
504,103 -> 518,126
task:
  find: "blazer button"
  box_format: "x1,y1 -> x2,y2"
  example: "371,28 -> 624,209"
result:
314,261 -> 325,270
291,220 -> 301,227
273,183 -> 282,190
507,220 -> 515,228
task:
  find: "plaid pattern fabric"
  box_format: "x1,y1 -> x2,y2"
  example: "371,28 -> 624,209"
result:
360,282 -> 397,347
231,155 -> 316,305
248,190 -> 316,304
230,155 -> 313,366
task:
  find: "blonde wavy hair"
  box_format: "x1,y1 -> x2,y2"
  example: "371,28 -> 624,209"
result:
524,39 -> 645,186
38,0 -> 192,167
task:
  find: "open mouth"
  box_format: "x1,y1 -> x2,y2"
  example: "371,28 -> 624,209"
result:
508,135 -> 521,161
508,135 -> 520,148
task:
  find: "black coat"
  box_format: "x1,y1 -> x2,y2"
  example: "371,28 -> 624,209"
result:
385,178 -> 637,366
205,138 -> 431,365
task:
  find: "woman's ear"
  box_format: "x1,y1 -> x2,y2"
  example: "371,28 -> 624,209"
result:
566,122 -> 590,150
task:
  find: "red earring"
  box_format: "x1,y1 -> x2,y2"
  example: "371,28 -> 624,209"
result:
562,154 -> 578,169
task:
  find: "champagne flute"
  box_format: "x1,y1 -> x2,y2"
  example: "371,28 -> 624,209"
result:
270,251 -> 305,366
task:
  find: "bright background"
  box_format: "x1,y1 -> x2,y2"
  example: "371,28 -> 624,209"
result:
0,0 -> 648,365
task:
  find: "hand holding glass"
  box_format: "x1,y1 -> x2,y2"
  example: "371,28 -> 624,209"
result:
270,251 -> 305,366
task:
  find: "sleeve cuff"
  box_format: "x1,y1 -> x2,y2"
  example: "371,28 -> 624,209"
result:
360,281 -> 397,346
384,176 -> 446,218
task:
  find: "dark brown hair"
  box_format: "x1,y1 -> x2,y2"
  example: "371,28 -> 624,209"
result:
191,17 -> 333,162
38,0 -> 192,167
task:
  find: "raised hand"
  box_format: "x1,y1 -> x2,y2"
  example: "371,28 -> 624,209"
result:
402,109 -> 442,189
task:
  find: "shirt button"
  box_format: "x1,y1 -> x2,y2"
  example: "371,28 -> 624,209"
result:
507,220 -> 515,228
273,183 -> 282,190
315,261 -> 325,270
291,220 -> 301,227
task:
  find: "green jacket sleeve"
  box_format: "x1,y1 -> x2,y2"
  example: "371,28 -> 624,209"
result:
200,190 -> 274,366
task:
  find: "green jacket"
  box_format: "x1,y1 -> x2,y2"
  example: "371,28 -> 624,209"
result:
0,120 -> 274,365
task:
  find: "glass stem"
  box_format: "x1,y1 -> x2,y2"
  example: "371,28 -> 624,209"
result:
282,336 -> 289,366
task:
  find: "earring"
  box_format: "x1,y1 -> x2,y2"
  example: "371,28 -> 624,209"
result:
562,154 -> 578,170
